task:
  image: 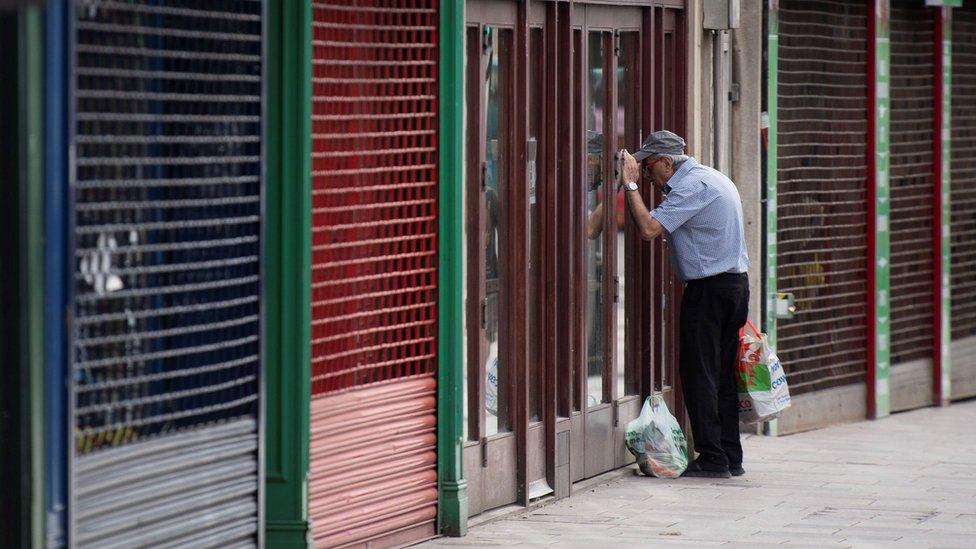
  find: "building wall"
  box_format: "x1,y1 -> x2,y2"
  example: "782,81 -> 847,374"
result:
732,0 -> 764,327
686,0 -> 763,326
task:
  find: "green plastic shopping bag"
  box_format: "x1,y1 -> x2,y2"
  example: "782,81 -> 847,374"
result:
624,395 -> 689,478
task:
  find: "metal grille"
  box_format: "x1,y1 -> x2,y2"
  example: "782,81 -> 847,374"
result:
73,0 -> 261,453
310,0 -> 439,396
889,2 -> 934,365
70,1 -> 262,545
952,5 -> 976,341
776,0 -> 869,395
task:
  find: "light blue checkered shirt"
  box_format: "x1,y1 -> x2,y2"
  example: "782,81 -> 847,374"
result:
650,157 -> 750,281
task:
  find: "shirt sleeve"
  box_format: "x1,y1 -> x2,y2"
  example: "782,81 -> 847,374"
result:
650,180 -> 715,233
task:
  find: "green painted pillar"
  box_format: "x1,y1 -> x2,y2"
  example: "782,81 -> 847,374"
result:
763,0 -> 779,437
869,0 -> 892,419
1,7 -> 46,546
16,7 -> 45,547
437,0 -> 469,538
936,6 -> 953,404
265,1 -> 312,546
22,9 -> 44,545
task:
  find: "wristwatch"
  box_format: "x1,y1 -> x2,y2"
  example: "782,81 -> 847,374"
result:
622,181 -> 639,192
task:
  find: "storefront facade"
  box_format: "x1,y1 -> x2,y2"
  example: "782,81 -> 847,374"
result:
6,1 -> 976,547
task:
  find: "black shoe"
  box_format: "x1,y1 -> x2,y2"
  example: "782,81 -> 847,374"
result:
729,464 -> 745,477
681,460 -> 731,479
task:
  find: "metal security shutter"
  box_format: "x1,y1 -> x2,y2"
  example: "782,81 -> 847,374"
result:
951,4 -> 976,399
888,2 -> 935,408
69,2 -> 263,547
309,1 -> 439,547
776,1 -> 869,395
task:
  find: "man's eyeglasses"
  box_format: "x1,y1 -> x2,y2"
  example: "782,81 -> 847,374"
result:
642,155 -> 667,179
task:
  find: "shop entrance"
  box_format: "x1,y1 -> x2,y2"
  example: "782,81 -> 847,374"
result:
463,0 -> 687,518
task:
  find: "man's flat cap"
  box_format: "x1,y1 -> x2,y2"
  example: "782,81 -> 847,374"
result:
632,130 -> 686,162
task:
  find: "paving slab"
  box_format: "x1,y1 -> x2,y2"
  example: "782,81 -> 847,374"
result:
419,400 -> 976,548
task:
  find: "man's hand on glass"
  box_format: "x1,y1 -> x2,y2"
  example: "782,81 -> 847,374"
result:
616,149 -> 641,191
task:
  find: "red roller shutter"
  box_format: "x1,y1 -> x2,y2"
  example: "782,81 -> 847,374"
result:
309,1 -> 440,547
776,0 -> 870,395
309,379 -> 437,548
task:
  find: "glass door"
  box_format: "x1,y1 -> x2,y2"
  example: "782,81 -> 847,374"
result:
463,0 -> 553,515
581,27 -> 615,479
576,4 -> 646,480
612,28 -> 644,468
570,3 -> 686,482
463,20 -> 518,517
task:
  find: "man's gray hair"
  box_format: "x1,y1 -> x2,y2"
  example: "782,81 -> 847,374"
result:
665,154 -> 690,169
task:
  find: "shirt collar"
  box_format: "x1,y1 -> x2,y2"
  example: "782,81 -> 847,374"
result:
663,157 -> 698,194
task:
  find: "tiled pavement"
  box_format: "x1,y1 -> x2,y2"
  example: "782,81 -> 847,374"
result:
421,400 -> 976,548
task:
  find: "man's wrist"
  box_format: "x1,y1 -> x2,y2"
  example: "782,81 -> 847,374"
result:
622,181 -> 639,192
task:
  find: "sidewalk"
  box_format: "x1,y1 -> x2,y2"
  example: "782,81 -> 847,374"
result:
422,400 -> 976,548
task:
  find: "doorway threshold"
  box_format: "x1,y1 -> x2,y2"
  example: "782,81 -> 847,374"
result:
467,464 -> 640,530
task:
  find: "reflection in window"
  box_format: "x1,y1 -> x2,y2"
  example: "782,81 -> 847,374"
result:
484,26 -> 513,435
527,28 -> 543,422
585,32 -> 606,407
657,32 -> 674,391
571,28 -> 583,413
616,32 -> 640,397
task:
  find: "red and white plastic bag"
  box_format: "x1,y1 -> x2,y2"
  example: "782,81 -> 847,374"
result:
737,321 -> 791,424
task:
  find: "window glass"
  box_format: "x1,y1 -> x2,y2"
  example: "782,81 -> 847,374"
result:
463,26 -> 473,440
616,32 -> 640,397
585,31 -> 607,407
484,26 -> 513,435
572,28 -> 583,412
527,28 -> 544,422
658,32 -> 675,391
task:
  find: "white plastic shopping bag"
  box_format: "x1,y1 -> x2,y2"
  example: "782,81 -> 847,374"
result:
485,357 -> 499,416
737,320 -> 791,424
625,395 -> 689,478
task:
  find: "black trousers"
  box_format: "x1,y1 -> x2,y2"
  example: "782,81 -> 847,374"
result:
679,272 -> 749,470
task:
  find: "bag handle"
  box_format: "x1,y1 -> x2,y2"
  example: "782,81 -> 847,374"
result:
744,320 -> 762,337
738,320 -> 764,364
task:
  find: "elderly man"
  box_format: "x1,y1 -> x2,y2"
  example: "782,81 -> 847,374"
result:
618,130 -> 750,479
